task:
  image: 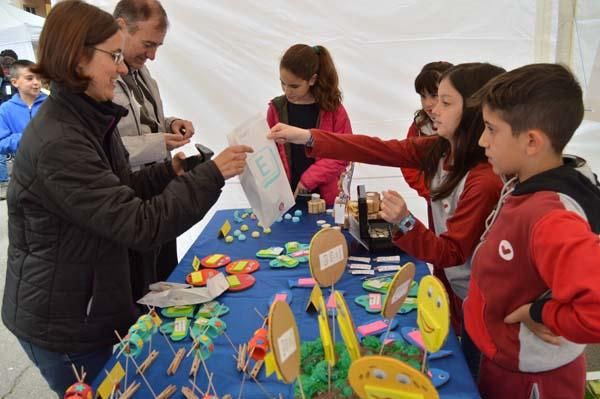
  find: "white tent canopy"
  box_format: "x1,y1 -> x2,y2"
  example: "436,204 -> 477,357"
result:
0,2 -> 44,61
52,0 -> 600,257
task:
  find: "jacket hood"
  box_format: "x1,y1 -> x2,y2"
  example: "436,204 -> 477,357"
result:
7,92 -> 47,108
513,155 -> 600,233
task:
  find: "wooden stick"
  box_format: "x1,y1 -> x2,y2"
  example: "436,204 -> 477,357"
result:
181,386 -> 200,399
187,379 -> 206,396
167,348 -> 186,375
156,384 -> 177,399
70,364 -> 81,382
297,376 -> 307,399
119,381 -> 140,399
421,349 -> 428,373
379,319 -> 394,356
137,350 -> 159,375
236,344 -> 247,371
250,360 -> 264,379
189,355 -> 201,377
114,330 -> 158,399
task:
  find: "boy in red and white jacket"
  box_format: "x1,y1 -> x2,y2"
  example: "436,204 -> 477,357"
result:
465,63 -> 600,399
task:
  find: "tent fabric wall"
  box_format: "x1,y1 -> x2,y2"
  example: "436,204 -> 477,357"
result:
64,1 -> 600,257
0,2 -> 44,61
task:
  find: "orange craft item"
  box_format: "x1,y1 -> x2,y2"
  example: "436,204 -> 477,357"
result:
226,259 -> 260,274
248,328 -> 269,361
200,254 -> 231,268
185,269 -> 219,287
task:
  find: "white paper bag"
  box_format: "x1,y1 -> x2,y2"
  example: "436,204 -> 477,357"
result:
227,114 -> 295,228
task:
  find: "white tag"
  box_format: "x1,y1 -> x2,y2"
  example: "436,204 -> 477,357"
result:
391,280 -> 411,303
277,328 -> 296,363
348,256 -> 371,263
319,245 -> 344,271
376,265 -> 401,272
351,270 -> 375,275
334,202 -> 346,224
375,256 -> 401,263
349,263 -> 372,270
367,279 -> 386,288
369,294 -> 381,307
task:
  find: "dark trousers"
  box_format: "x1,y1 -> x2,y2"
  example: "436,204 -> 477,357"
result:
462,321 -> 482,382
156,239 -> 178,282
18,338 -> 112,394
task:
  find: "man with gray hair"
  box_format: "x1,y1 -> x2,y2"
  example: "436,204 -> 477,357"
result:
112,0 -> 194,295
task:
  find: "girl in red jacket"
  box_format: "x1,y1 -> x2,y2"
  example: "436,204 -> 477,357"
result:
269,63 -> 505,375
401,61 -> 453,200
266,44 -> 352,206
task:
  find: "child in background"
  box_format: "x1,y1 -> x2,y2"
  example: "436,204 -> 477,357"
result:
268,63 -> 505,371
402,61 -> 453,199
465,63 -> 600,399
267,44 -> 352,206
0,60 -> 47,199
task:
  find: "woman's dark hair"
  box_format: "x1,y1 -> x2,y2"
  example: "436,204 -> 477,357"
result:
414,61 -> 453,128
280,44 -> 342,112
421,62 -> 506,200
32,0 -> 119,92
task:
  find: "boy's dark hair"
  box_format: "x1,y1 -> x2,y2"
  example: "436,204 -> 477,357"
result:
280,44 -> 342,112
0,49 -> 18,61
113,0 -> 169,33
479,63 -> 583,153
422,62 -> 506,201
414,61 -> 454,127
32,1 -> 119,93
9,60 -> 34,79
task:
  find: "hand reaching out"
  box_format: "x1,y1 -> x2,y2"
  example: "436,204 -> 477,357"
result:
212,145 -> 254,180
267,123 -> 311,145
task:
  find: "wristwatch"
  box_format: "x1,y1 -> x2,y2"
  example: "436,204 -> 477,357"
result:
305,133 -> 315,147
397,213 -> 416,233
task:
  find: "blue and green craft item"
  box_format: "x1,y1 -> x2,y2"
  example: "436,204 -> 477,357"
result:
268,290 -> 293,307
256,247 -> 284,258
117,332 -> 144,358
194,334 -> 214,361
160,305 -> 195,318
362,276 -> 418,296
159,317 -> 190,342
355,293 -> 418,314
285,241 -> 310,263
400,327 -> 453,360
196,301 -> 229,319
356,318 -> 398,341
191,317 -> 226,340
269,255 -> 299,269
128,314 -> 157,341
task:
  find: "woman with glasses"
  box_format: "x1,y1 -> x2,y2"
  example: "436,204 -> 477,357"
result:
0,1 -> 252,393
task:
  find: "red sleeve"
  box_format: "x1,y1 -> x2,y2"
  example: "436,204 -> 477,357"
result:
301,106 -> 352,190
400,122 -> 430,199
393,164 -> 502,268
307,129 -> 437,169
531,211 -> 600,343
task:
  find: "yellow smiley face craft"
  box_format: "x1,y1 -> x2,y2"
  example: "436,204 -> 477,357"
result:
348,356 -> 439,399
416,275 -> 450,353
334,290 -> 361,361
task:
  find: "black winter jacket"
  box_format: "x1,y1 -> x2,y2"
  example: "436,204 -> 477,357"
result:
2,84 -> 224,353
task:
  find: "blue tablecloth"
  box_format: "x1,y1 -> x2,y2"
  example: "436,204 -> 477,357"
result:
95,208 -> 480,399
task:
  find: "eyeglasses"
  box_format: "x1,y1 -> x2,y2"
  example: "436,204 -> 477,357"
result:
91,47 -> 124,65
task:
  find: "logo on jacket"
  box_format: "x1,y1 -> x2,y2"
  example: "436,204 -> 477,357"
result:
498,240 -> 514,261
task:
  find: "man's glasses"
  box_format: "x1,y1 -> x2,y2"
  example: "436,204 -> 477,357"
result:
91,47 -> 124,65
